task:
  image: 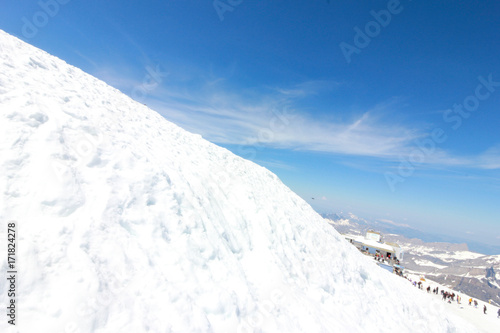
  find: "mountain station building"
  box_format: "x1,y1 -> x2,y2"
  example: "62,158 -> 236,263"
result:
343,230 -> 405,262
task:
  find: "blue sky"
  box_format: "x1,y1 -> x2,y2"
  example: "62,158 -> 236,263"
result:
2,0 -> 500,247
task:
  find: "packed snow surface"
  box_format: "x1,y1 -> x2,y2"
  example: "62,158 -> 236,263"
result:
413,260 -> 448,270
406,274 -> 500,333
0,30 -> 479,332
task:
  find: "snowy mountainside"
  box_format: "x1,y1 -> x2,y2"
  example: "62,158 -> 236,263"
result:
389,236 -> 500,307
326,213 -> 500,307
405,273 -> 500,333
0,30 -> 477,332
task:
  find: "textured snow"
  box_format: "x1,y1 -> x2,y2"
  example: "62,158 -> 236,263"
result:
0,30 -> 479,332
410,247 -> 485,262
413,260 -> 448,270
406,274 -> 500,333
436,252 -> 485,261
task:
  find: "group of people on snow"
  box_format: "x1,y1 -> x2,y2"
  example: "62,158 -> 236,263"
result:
409,278 -> 500,318
424,281 -> 500,318
372,252 -> 401,266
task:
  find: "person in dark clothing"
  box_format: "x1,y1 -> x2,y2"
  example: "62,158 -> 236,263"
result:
497,308 -> 500,318
483,305 -> 487,314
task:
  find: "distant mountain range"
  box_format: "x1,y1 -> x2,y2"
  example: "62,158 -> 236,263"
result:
323,213 -> 500,307
321,212 -> 500,255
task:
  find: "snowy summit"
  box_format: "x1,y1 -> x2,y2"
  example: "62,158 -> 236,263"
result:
0,30 -> 479,332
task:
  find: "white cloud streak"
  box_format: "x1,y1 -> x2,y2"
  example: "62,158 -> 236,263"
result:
376,219 -> 411,228
94,66 -> 500,171
150,84 -> 425,159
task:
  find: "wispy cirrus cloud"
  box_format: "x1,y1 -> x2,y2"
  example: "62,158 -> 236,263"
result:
89,63 -> 500,172
273,80 -> 343,97
155,82 -> 500,172
476,144 -> 500,169
254,159 -> 297,171
376,219 -> 411,228
148,81 -> 425,159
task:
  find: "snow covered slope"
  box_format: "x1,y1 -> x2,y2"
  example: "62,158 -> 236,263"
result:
327,213 -> 500,307
0,30 -> 477,332
406,274 -> 500,333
